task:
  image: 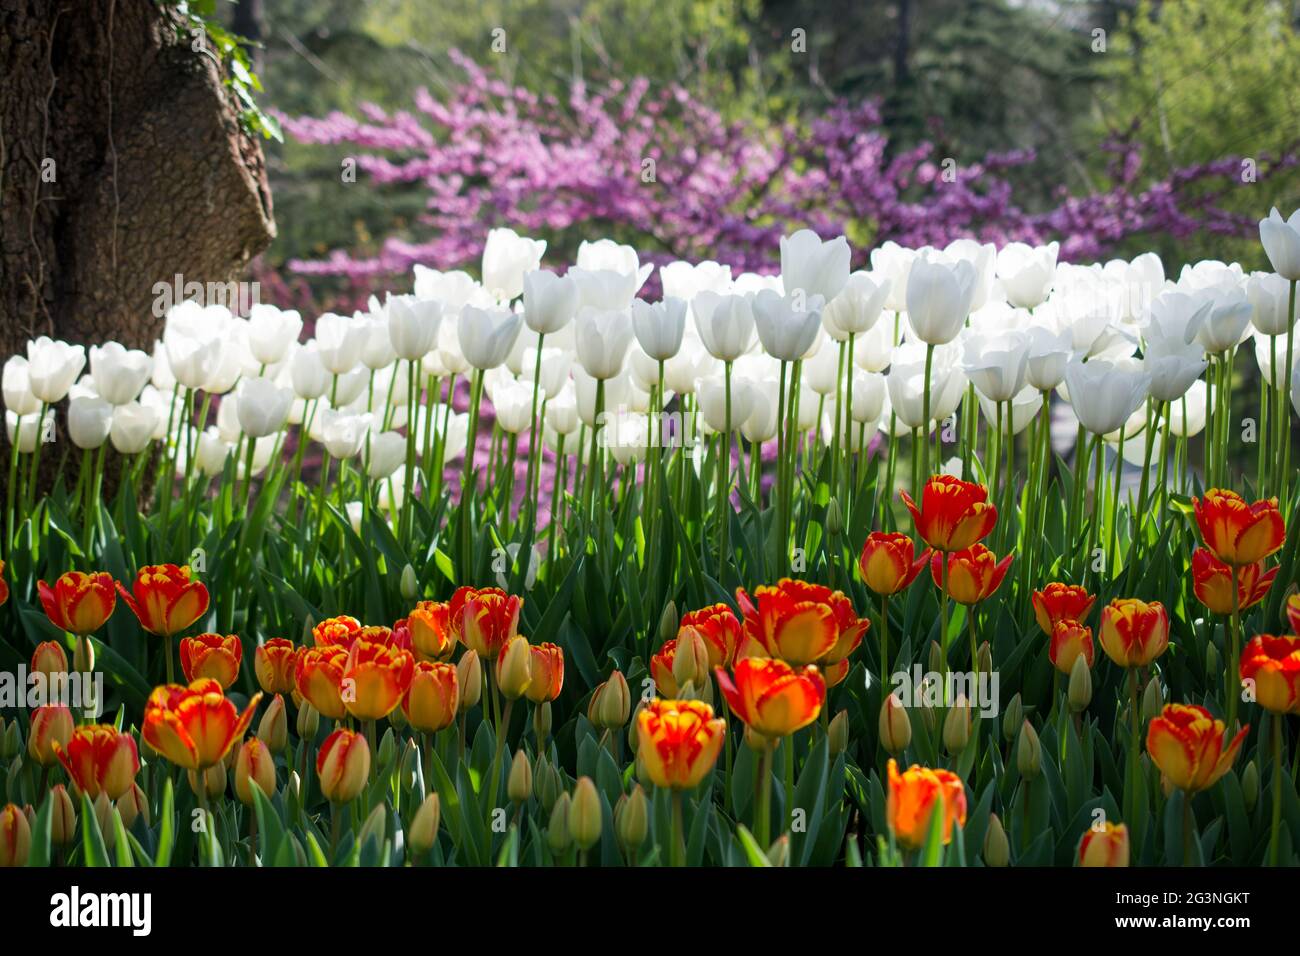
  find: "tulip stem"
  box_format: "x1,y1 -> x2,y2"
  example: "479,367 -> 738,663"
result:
1283,279 -> 1296,508
1125,667 -> 1140,829
921,344 -> 934,481
1227,566 -> 1241,731
1181,795 -> 1194,866
671,790 -> 687,867
1270,712 -> 1284,866
783,734 -> 795,833
879,594 -> 891,683
755,741 -> 774,850
719,360 -> 732,564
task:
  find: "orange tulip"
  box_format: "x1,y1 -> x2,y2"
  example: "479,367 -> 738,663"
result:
405,600 -> 457,661
930,545 -> 1013,605
116,564 -> 209,637
294,645 -> 349,720
452,586 -> 523,658
1079,822 -> 1129,867
234,738 -> 276,805
635,699 -> 726,790
1193,489 -> 1286,567
180,633 -> 243,689
0,803 -> 29,867
1288,594 -> 1300,636
30,640 -> 68,678
1031,583 -> 1096,636
858,532 -> 931,595
524,642 -> 564,703
1239,634 -> 1300,715
342,639 -> 414,721
142,678 -> 262,771
37,571 -> 116,635
52,724 -> 140,800
678,604 -> 742,669
900,475 -> 997,552
1191,549 -> 1275,615
821,591 -> 869,666
317,728 -> 370,803
312,615 -> 363,648
401,661 -> 460,732
821,658 -> 850,689
735,579 -> 839,666
715,656 -> 825,738
1146,703 -> 1246,793
1098,598 -> 1169,668
27,705 -> 74,767
1049,619 -> 1094,675
254,638 -> 297,695
885,758 -> 968,850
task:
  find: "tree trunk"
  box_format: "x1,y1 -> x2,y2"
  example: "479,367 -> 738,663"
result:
0,0 -> 276,360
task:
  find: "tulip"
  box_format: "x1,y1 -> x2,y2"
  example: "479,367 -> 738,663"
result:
116,783 -> 149,831
734,579 -> 841,666
778,229 -> 850,302
569,776 -> 603,851
673,605 -> 739,672
1191,549 -> 1275,615
384,294 -> 442,362
317,729 -> 370,803
37,571 -> 116,635
342,639 -> 414,721
1098,598 -> 1169,668
116,564 -> 210,639
409,793 -> 442,853
1192,489 -> 1286,566
313,614 -> 362,648
904,256 -> 976,345
630,298 -> 688,362
1260,207 -> 1300,280
715,657 -> 824,739
942,697 -> 972,754
930,545 -> 1013,604
314,313 -> 366,375
27,705 -> 74,767
52,724 -> 140,800
1191,286 -> 1254,354
142,679 -> 262,771
693,292 -> 756,362
996,241 -> 1058,309
179,633 -> 243,689
984,813 -> 1010,867
452,586 -> 523,659
67,395 -> 113,449
234,376 -> 292,438
1063,358 -> 1152,437
1048,619 -> 1094,675
296,700 -> 320,740
901,475 -> 998,552
257,694 -> 288,752
824,271 -> 890,337
1239,634 -> 1300,715
1146,703 -> 1246,793
456,651 -> 483,712
495,636 -> 534,701
962,330 -> 1030,404
879,693 -> 912,755
254,638 -> 297,694
1079,822 -> 1130,867
589,670 -> 631,729
26,336 -> 86,404
30,640 -> 68,677
1024,326 -> 1074,391
0,803 -> 31,867
109,401 -> 158,454
635,698 -> 727,791
885,759 -> 968,850
2,356 -> 41,415
752,289 -> 825,362
573,306 -> 635,380
506,749 -> 533,804
245,304 -> 302,365
188,764 -> 227,800
1287,594 -> 1300,635
290,343 -> 331,400
402,601 -> 456,662
45,784 -> 77,846
402,661 -> 459,732
522,270 -> 579,334
459,305 -> 523,370
524,642 -> 564,704
821,592 -> 869,666
1031,583 -> 1096,636
234,738 -> 276,805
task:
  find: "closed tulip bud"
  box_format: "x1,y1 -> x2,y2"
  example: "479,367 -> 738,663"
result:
296,700 -> 319,740
31,640 -> 69,677
828,709 -> 849,756
547,792 -> 572,852
1,720 -> 19,759
316,729 -> 370,804
496,636 -> 533,701
457,651 -> 483,712
286,771 -> 302,804
928,640 -> 943,675
389,705 -> 408,732
658,600 -> 679,645
49,784 -> 77,846
409,793 -> 441,853
378,727 -> 397,767
534,701 -> 552,741
919,699 -> 937,734
357,803 -> 387,850
235,738 -> 276,806
1067,654 -> 1092,713
616,785 -> 648,853
672,629 -> 709,690
879,693 -> 912,755
188,763 -> 226,799
539,763 -> 562,814
1204,642 -> 1219,678
1242,761 -> 1259,814
28,706 -> 73,767
93,792 -> 116,850
1017,720 -> 1041,780
73,635 -> 95,674
589,671 -> 631,730
1141,675 -> 1163,721
569,777 -> 602,851
977,641 -> 992,676
257,694 -> 288,753
826,497 -> 843,536
508,750 -> 533,804
943,697 -> 972,754
400,564 -> 419,601
766,834 -> 790,867
116,784 -> 149,830
1002,693 -> 1023,742
984,813 -> 1010,867
0,803 -> 30,867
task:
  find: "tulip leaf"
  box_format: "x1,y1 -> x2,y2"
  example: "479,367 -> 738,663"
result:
735,824 -> 772,867
80,794 -> 111,867
25,791 -> 54,869
154,778 -> 176,867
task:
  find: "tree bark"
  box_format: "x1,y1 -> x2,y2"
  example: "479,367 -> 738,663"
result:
0,0 -> 276,360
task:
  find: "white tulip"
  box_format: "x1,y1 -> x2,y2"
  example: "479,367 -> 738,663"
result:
314,313 -> 367,375
576,239 -> 653,292
574,368 -> 631,427
963,330 -> 1030,403
1246,272 -> 1293,336
850,370 -> 887,423
574,307 -> 634,380
545,385 -> 580,435
694,292 -> 756,362
1024,326 -> 1074,392
290,343 -> 331,400
660,261 -> 732,302
1191,287 -> 1253,354
779,229 -> 851,302
977,386 -> 1040,436
804,340 -> 840,396
631,298 -> 688,361
26,337 -> 86,404
1254,327 -> 1300,387
824,272 -> 890,338
522,270 -> 579,335
66,396 -> 113,449
520,346 -> 572,400
366,431 -> 407,480
320,411 -> 368,459
996,242 -> 1058,309
869,242 -> 917,312
697,375 -> 755,434
741,378 -> 780,443
236,377 -> 292,438
853,318 -> 900,373
109,402 -> 159,454
568,268 -> 638,312
482,228 -> 546,301
663,341 -> 717,396
412,267 -> 479,311
89,342 -> 152,405
202,321 -> 248,394
387,295 -> 442,362
459,305 -> 523,370
491,378 -> 536,434
904,257 -> 977,345
1063,358 -> 1151,435
1168,380 -> 1213,438
752,289 -> 824,363
7,408 -> 51,453
1260,207 -> 1300,280
246,304 -> 303,365
944,239 -> 998,312
150,342 -> 177,392
3,356 -> 41,416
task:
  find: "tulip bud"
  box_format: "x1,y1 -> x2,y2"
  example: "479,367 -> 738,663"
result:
296,700 -> 320,740
508,750 -> 533,804
984,813 -> 1010,867
409,793 -> 441,853
286,770 -> 302,805
658,600 -> 679,646
389,705 -> 408,732
1204,642 -> 1219,679
627,702 -> 644,754
2,720 -> 21,759
117,784 -> 149,831
235,738 -> 276,806
93,792 -> 116,850
399,740 -> 420,789
0,803 -> 30,866
589,671 -> 631,730
539,762 -> 562,814
1002,693 -> 1023,741
1017,720 -> 1041,780
74,635 -> 96,674
976,641 -> 992,677
1242,761 -> 1259,814
400,563 -> 419,601
317,729 -> 370,804
49,784 -> 77,846
1068,655 -> 1092,713
547,792 -> 572,852
919,698 -> 937,734
357,803 -> 387,850
879,693 -> 911,755
27,706 -> 73,767
766,834 -> 790,867
928,640 -> 943,675
672,628 -> 709,690
457,651 -> 483,712
534,701 -> 552,742
744,723 -> 770,753
826,497 -> 843,537
1141,675 -> 1163,722
32,641 -> 68,678
496,637 -> 533,701
568,777 -> 602,851
828,709 -> 849,756
943,697 -> 971,754
616,785 -> 649,853
378,727 -> 397,767
189,763 -> 227,800
257,694 -> 288,753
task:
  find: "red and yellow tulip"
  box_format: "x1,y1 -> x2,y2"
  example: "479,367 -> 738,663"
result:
900,475 -> 998,552
1079,822 -> 1129,867
1191,549 -> 1275,615
312,615 -> 363,648
294,645 -> 349,720
317,728 -> 370,803
1239,634 -> 1300,714
116,564 -> 209,637
858,531 -> 931,595
1098,598 -> 1169,668
735,579 -> 840,666
930,545 -> 1013,605
254,638 -> 297,695
1049,619 -> 1094,675
27,704 -> 74,767
635,699 -> 726,790
38,571 -> 116,635
886,758 -> 968,850
52,724 -> 140,800
1031,583 -> 1095,636
342,638 -> 414,721
715,656 -> 825,738
678,604 -> 742,669
402,661 -> 460,732
1146,703 -> 1246,793
30,640 -> 68,678
142,678 -> 261,771
180,633 -> 243,689
524,642 -> 564,703
404,600 -> 457,662
453,586 -> 523,659
1193,489 -> 1286,567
